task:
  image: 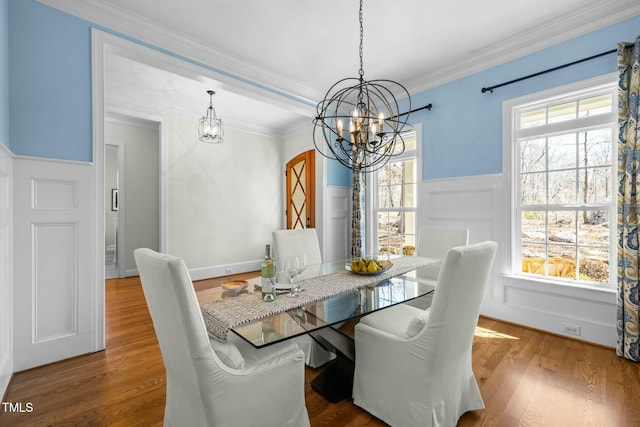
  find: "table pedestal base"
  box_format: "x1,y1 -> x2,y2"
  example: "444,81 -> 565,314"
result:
311,354 -> 354,403
309,325 -> 356,402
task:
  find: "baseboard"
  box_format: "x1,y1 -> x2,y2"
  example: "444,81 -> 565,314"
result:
114,260 -> 262,281
188,260 -> 262,281
479,315 -> 615,350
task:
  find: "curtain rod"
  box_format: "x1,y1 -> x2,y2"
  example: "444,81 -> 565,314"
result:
481,49 -> 617,94
396,103 -> 432,117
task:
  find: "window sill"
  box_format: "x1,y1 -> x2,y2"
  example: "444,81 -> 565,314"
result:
499,273 -> 616,302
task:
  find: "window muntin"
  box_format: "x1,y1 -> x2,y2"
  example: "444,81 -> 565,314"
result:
518,93 -> 613,130
373,131 -> 418,256
513,83 -> 615,286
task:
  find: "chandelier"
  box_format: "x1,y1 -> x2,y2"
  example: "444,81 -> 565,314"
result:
198,90 -> 224,143
313,0 -> 412,173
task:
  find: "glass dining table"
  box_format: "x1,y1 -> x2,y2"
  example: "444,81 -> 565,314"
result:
199,256 -> 439,402
235,263 -> 435,347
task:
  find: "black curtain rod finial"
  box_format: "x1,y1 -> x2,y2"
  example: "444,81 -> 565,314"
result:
396,103 -> 433,118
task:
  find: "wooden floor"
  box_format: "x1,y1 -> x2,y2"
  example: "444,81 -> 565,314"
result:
2,274 -> 639,426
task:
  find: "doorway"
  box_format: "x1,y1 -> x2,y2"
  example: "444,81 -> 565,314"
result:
286,149 -> 316,229
105,142 -> 124,279
104,117 -> 160,279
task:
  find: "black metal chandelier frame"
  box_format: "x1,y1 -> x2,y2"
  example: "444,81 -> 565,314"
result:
313,0 -> 412,173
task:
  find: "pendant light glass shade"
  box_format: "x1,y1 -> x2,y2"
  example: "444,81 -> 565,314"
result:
199,90 -> 224,144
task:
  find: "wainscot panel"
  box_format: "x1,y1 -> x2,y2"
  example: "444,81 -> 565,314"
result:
13,157 -> 96,370
418,173 -> 616,347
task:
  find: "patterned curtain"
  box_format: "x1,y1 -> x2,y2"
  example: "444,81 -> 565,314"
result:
351,168 -> 365,258
616,36 -> 640,362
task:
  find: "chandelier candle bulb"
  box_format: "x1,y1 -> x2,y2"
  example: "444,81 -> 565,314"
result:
337,119 -> 344,138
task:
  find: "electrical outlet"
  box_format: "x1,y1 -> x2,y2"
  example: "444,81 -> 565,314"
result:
561,322 -> 581,336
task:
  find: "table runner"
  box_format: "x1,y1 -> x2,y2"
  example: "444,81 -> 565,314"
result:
201,256 -> 437,341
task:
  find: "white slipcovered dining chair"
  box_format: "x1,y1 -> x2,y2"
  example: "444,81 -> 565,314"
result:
415,226 -> 469,282
134,248 -> 310,427
272,228 -> 336,368
353,241 -> 497,427
406,226 -> 469,309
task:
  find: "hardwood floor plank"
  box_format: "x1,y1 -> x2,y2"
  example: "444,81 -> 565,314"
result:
1,275 -> 639,426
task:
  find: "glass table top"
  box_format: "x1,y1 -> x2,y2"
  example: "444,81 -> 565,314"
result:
230,264 -> 436,348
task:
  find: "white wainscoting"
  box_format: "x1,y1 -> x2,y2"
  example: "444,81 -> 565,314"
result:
0,144 -> 13,397
418,174 -> 616,348
419,174 -> 501,247
322,185 -> 350,263
13,157 -> 96,371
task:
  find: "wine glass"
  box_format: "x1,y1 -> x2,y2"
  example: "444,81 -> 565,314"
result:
284,255 -> 300,298
293,254 -> 307,293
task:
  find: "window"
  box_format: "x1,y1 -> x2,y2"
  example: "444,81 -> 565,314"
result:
371,130 -> 419,256
508,77 -> 616,287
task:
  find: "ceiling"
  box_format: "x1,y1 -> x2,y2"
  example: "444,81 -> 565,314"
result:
41,0 -> 640,136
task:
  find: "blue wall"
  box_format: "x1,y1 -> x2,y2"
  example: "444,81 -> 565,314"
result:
6,0 -> 640,174
327,15 -> 640,186
7,0 -> 316,162
9,0 -> 92,161
0,0 -> 8,149
413,16 -> 640,181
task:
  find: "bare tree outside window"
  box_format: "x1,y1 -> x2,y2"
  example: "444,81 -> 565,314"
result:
516,88 -> 615,285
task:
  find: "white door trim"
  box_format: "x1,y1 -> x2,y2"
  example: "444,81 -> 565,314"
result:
91,29 -> 106,352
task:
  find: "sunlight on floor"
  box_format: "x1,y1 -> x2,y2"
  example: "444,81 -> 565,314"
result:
474,326 -> 519,339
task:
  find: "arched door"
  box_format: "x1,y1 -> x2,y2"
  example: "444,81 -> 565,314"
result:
286,150 -> 315,229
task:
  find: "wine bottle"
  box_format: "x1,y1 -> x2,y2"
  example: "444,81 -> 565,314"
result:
261,244 -> 276,302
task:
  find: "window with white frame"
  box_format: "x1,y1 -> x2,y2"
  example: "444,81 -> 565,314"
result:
508,77 -> 616,287
371,130 -> 419,256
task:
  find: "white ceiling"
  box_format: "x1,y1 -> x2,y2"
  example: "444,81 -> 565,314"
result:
41,0 -> 640,136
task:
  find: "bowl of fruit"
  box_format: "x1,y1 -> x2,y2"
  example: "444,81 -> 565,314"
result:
347,257 -> 392,275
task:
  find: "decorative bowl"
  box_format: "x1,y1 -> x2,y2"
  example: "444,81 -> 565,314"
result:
221,280 -> 248,293
346,258 -> 392,275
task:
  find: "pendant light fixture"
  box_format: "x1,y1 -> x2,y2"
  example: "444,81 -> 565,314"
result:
313,0 -> 412,173
198,90 -> 224,143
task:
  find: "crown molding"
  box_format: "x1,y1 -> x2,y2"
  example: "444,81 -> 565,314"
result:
105,112 -> 159,130
405,0 -> 640,94
39,0 -> 639,102
37,0 -> 322,104
105,99 -> 284,138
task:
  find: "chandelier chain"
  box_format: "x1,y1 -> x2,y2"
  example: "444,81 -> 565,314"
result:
359,0 -> 364,81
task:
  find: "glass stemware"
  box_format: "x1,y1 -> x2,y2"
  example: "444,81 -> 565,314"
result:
293,254 -> 307,293
284,255 -> 301,298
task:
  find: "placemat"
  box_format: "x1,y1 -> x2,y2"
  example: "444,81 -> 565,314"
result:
201,256 -> 437,341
